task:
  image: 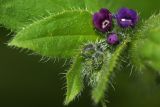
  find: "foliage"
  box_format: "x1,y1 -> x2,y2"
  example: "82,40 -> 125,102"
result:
65,55 -> 84,105
130,13 -> 160,71
8,10 -> 99,58
92,38 -> 130,103
0,0 -> 160,107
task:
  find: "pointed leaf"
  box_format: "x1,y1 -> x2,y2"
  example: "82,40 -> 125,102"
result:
8,10 -> 99,58
65,55 -> 83,105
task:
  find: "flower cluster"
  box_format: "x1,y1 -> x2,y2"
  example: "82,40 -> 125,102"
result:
81,8 -> 139,88
93,7 -> 139,45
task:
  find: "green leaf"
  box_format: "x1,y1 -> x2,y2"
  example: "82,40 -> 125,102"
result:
1,0 -> 160,31
65,55 -> 83,105
92,38 -> 129,103
84,0 -> 113,12
1,0 -> 158,31
8,10 -> 100,58
130,13 -> 160,71
0,0 -> 112,31
0,0 -> 86,30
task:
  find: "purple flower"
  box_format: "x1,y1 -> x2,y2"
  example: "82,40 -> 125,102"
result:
116,8 -> 138,28
107,33 -> 119,45
93,8 -> 113,32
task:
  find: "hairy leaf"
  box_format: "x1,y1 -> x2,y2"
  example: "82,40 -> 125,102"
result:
92,38 -> 129,103
2,0 -> 158,31
8,10 -> 100,58
0,0 -> 111,31
0,0 -> 86,30
130,13 -> 160,71
65,55 -> 83,105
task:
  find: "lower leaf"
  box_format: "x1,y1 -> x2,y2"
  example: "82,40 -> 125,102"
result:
65,55 -> 84,105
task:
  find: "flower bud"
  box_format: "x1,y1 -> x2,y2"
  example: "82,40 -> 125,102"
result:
107,33 -> 119,45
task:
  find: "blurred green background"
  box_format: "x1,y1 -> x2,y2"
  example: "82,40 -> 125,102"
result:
0,0 -> 160,107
